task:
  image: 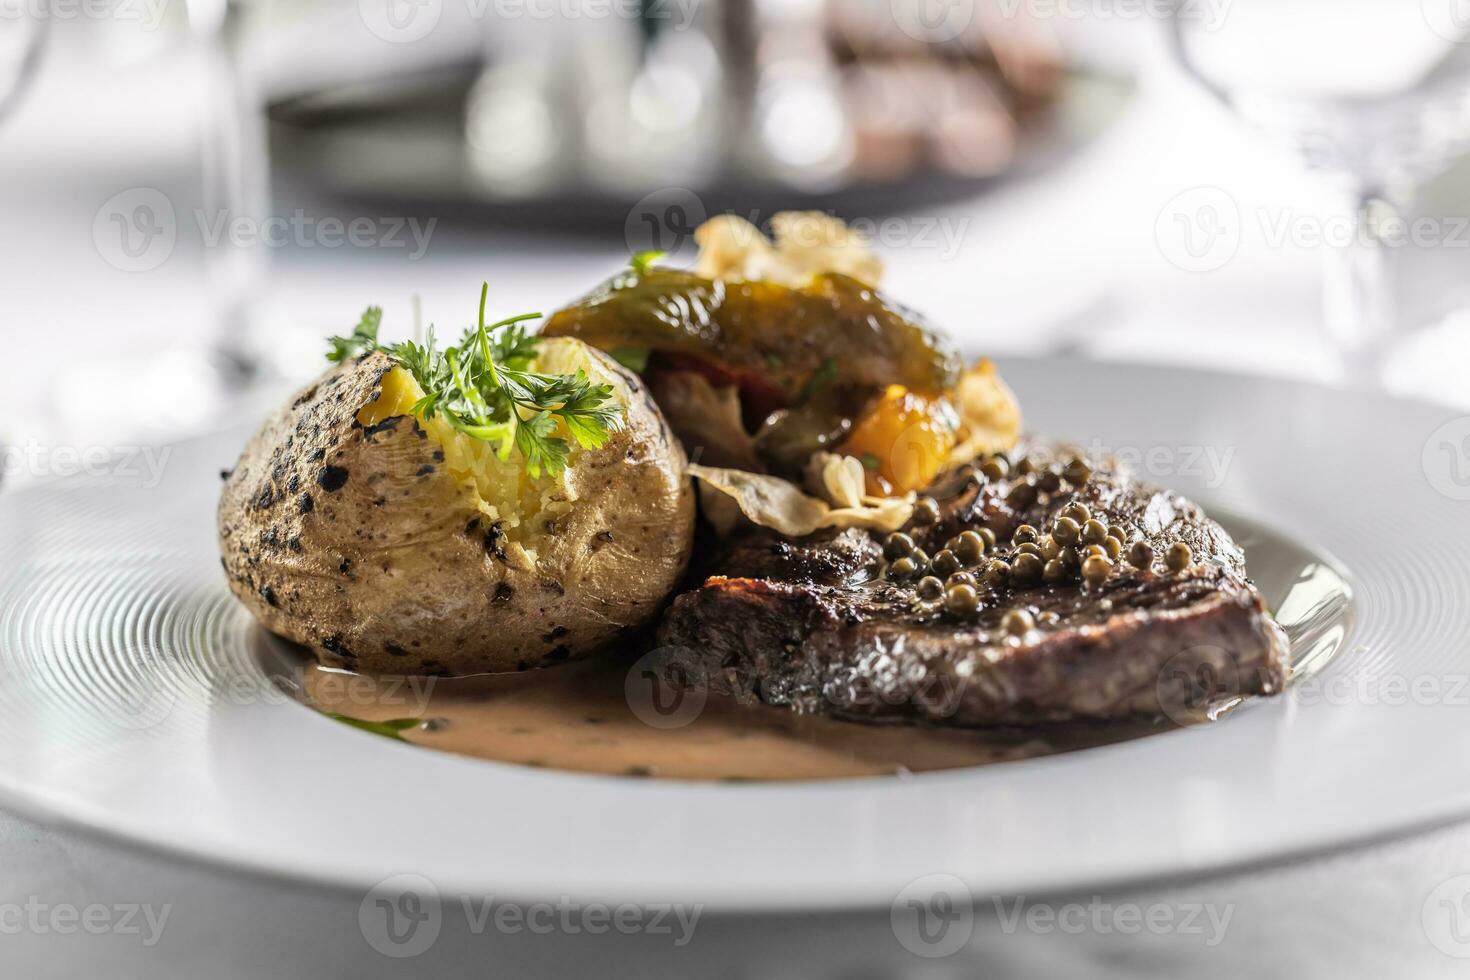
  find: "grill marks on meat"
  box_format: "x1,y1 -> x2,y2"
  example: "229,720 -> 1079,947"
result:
659,456 -> 1290,726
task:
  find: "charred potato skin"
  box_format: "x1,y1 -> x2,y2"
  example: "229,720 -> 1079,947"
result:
218,345 -> 695,675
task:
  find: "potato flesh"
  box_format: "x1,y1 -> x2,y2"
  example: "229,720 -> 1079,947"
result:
355,364 -> 575,547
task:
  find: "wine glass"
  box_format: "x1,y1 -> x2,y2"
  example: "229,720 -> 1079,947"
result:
0,0 -> 46,124
1168,0 -> 1470,397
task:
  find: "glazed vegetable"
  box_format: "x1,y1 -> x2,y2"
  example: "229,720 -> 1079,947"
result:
543,266 -> 963,406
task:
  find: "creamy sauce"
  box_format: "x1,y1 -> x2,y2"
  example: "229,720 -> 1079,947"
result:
268,511 -> 1352,782
288,652 -> 1163,780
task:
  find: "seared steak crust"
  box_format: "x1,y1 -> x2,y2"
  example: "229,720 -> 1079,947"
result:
659,453 -> 1289,726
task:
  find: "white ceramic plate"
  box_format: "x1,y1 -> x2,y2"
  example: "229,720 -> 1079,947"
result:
0,358 -> 1466,910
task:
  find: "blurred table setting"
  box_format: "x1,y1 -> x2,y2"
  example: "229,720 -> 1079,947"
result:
2,1 -> 1470,976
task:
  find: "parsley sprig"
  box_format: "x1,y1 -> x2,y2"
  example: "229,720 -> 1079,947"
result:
326,284 -> 623,477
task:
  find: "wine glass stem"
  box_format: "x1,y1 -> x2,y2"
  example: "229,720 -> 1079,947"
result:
1322,190 -> 1399,381
198,0 -> 270,380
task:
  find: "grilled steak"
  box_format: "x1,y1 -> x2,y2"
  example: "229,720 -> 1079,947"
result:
658,449 -> 1290,726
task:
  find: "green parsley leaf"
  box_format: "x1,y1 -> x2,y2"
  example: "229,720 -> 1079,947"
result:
630,250 -> 666,276
798,357 -> 839,403
326,306 -> 383,362
327,714 -> 420,741
322,285 -> 624,478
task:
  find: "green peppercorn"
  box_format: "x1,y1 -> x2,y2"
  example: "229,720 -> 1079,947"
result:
889,556 -> 918,579
1053,516 -> 1080,546
1063,457 -> 1092,485
1001,609 -> 1035,635
1081,519 -> 1108,546
917,576 -> 944,600
1082,554 -> 1113,586
1060,546 -> 1080,569
1106,525 -> 1127,543
1037,470 -> 1062,493
979,456 -> 1009,482
1007,481 -> 1038,508
1166,542 -> 1193,572
1016,455 -> 1038,476
1015,542 -> 1044,560
911,497 -> 941,526
1129,541 -> 1155,569
954,530 -> 986,566
1038,534 -> 1061,561
1081,543 -> 1107,562
947,571 -> 977,590
883,532 -> 914,561
977,527 -> 997,552
1013,524 -> 1039,544
1011,552 -> 1044,585
1061,503 -> 1091,526
982,560 -> 1011,589
1043,558 -> 1068,583
1103,536 -> 1123,560
944,583 -> 980,615
932,549 -> 961,577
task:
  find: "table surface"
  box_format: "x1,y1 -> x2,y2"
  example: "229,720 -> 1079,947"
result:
3,18 -> 1470,978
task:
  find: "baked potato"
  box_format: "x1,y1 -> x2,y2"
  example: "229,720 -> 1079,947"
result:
218,337 -> 695,675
